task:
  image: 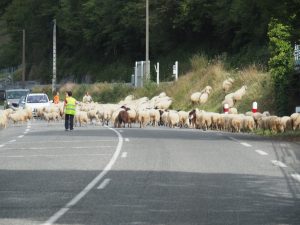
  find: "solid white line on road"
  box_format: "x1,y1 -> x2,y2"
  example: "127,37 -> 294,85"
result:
271,160 -> 287,168
8,140 -> 16,143
291,173 -> 300,183
121,152 -> 127,158
97,178 -> 111,189
42,126 -> 123,225
240,142 -> 252,147
18,135 -> 24,138
125,138 -> 129,142
255,150 -> 268,156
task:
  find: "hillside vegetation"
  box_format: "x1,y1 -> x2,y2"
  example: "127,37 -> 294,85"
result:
34,55 -> 276,115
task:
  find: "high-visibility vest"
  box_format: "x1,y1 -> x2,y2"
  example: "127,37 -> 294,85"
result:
65,97 -> 76,115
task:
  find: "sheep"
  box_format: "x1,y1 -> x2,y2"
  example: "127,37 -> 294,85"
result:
154,99 -> 172,110
199,92 -> 209,104
231,115 -> 243,132
291,113 -> 300,130
280,116 -> 293,132
74,111 -> 89,126
222,78 -> 235,92
0,113 -> 8,129
243,116 -> 255,132
191,86 -> 212,105
137,109 -> 150,128
117,107 -> 130,128
233,85 -> 247,101
149,108 -> 160,127
167,110 -> 180,128
228,107 -> 238,114
178,110 -> 189,128
190,92 -> 202,105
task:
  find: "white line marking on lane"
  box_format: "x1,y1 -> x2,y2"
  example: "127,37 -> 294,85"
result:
255,150 -> 268,156
291,173 -> 300,183
0,145 -> 4,148
125,138 -> 129,142
271,160 -> 287,168
25,129 -> 30,132
97,178 -> 111,189
241,142 -> 252,147
18,135 -> 24,138
228,137 -> 239,142
121,152 -> 127,158
8,140 -> 16,143
42,126 -> 123,225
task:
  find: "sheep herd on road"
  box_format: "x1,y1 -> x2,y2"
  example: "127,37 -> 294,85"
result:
0,88 -> 299,135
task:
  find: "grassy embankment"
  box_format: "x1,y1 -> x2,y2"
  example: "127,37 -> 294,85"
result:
34,54 -> 276,114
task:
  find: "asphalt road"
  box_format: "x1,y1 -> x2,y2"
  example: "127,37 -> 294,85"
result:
0,120 -> 300,225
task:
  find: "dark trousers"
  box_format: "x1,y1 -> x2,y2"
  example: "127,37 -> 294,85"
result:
65,114 -> 74,130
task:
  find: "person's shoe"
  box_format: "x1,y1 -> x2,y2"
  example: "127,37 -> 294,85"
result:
65,129 -> 69,131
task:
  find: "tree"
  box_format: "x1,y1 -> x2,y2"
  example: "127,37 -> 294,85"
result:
268,18 -> 294,116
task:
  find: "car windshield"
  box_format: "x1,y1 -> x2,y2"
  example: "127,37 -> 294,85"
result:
6,90 -> 29,99
27,95 -> 48,103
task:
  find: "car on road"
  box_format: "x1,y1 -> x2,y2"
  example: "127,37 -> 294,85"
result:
4,88 -> 30,109
22,93 -> 50,115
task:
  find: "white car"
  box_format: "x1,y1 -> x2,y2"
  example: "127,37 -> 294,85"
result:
23,93 -> 50,115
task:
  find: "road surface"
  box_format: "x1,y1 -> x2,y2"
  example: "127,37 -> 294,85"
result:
0,120 -> 299,225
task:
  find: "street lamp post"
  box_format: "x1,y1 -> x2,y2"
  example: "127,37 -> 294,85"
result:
52,19 -> 57,93
145,0 -> 150,80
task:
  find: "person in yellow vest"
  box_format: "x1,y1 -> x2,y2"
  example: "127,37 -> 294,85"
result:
64,91 -> 77,131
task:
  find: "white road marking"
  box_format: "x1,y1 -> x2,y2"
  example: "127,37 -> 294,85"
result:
255,150 -> 268,156
121,152 -> 127,158
27,126 -> 31,128
125,138 -> 129,142
97,178 -> 111,189
23,132 -> 28,134
228,137 -> 239,142
291,173 -> 300,183
0,145 -> 4,148
25,129 -> 30,132
18,135 -> 24,138
42,126 -> 123,225
241,142 -> 252,147
8,140 -> 16,143
271,160 -> 287,168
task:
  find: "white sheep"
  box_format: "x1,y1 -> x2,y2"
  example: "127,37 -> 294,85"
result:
233,85 -> 247,101
167,110 -> 180,128
222,78 -> 234,92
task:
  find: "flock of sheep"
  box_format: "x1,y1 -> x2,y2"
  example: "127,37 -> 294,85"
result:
0,77 -> 299,134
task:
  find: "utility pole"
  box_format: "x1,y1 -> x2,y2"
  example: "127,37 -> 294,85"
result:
145,0 -> 150,80
22,29 -> 25,88
52,19 -> 57,93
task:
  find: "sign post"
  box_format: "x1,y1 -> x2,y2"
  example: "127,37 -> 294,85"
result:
155,62 -> 159,85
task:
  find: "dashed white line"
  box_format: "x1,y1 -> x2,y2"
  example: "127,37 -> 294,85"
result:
0,145 -> 4,148
125,138 -> 129,142
25,129 -> 30,132
97,178 -> 111,189
271,160 -> 287,168
121,152 -> 127,158
291,173 -> 300,183
240,142 -> 252,147
255,150 -> 268,156
18,135 -> 24,138
8,140 -> 16,143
